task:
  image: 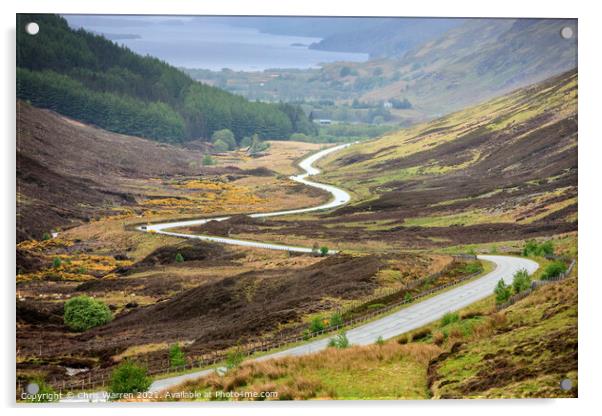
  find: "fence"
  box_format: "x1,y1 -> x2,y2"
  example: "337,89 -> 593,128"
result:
496,259 -> 576,310
22,255 -> 482,393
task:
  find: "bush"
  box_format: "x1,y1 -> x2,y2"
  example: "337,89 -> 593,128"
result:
404,292 -> 413,303
309,316 -> 325,333
375,336 -> 385,346
108,361 -> 151,395
202,154 -> 215,166
52,257 -> 62,268
63,295 -> 113,332
320,246 -> 329,256
463,261 -> 483,274
327,331 -> 350,349
24,379 -> 58,403
169,343 -> 186,368
440,312 -> 460,327
541,261 -> 567,280
522,240 -> 554,257
494,279 -> 512,304
42,232 -> 51,241
511,269 -> 531,294
225,346 -> 244,370
329,312 -> 343,327
290,132 -> 311,142
175,252 -> 184,263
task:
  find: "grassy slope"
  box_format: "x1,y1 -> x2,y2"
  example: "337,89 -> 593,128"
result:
158,263 -> 576,400
319,70 -> 577,230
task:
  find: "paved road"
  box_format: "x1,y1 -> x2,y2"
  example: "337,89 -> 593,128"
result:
66,144 -> 539,401
138,143 -> 353,253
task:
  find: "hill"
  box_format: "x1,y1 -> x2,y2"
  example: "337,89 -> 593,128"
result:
16,14 -> 316,144
274,69 -> 575,248
359,18 -> 577,117
16,101 -> 211,241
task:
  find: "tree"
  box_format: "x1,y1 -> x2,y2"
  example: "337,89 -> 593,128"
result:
494,279 -> 512,304
212,139 -> 229,153
330,312 -> 343,327
211,129 -> 236,149
63,295 -> 112,331
511,269 -> 531,294
169,344 -> 186,368
309,316 -> 325,333
240,136 -> 252,147
108,361 -> 151,395
225,346 -> 244,370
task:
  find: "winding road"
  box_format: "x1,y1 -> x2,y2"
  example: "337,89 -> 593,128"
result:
69,143 -> 539,401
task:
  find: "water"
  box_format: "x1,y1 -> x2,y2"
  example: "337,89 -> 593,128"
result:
63,15 -> 369,71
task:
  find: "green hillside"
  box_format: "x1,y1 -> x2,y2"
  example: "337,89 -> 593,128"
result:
16,14 -> 316,143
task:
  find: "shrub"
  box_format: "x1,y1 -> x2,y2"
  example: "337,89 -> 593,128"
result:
541,261 -> 567,280
327,331 -> 350,349
440,312 -> 460,327
404,292 -> 413,303
375,336 -> 385,346
463,261 -> 483,274
63,296 -> 113,332
52,257 -> 61,268
225,346 -> 244,370
41,232 -> 51,241
329,312 -> 343,327
169,343 -> 186,368
494,279 -> 512,304
24,379 -> 58,403
522,240 -> 554,257
108,361 -> 151,395
309,316 -> 325,333
175,252 -> 184,263
202,154 -> 215,166
320,246 -> 329,256
511,269 -> 531,294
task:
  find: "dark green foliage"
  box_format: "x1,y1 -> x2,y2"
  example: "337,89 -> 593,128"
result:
375,335 -> 385,346
541,261 -> 568,280
41,232 -> 51,241
390,98 -> 412,109
212,139 -> 229,153
330,312 -> 343,327
52,257 -> 61,268
494,279 -> 512,304
175,253 -> 184,263
320,246 -> 329,256
309,316 -> 325,333
327,331 -> 350,349
108,361 -> 152,395
404,292 -> 413,303
63,295 -> 112,331
511,269 -> 532,294
169,344 -> 186,368
440,312 -> 460,327
522,240 -> 555,257
17,14 -> 313,143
